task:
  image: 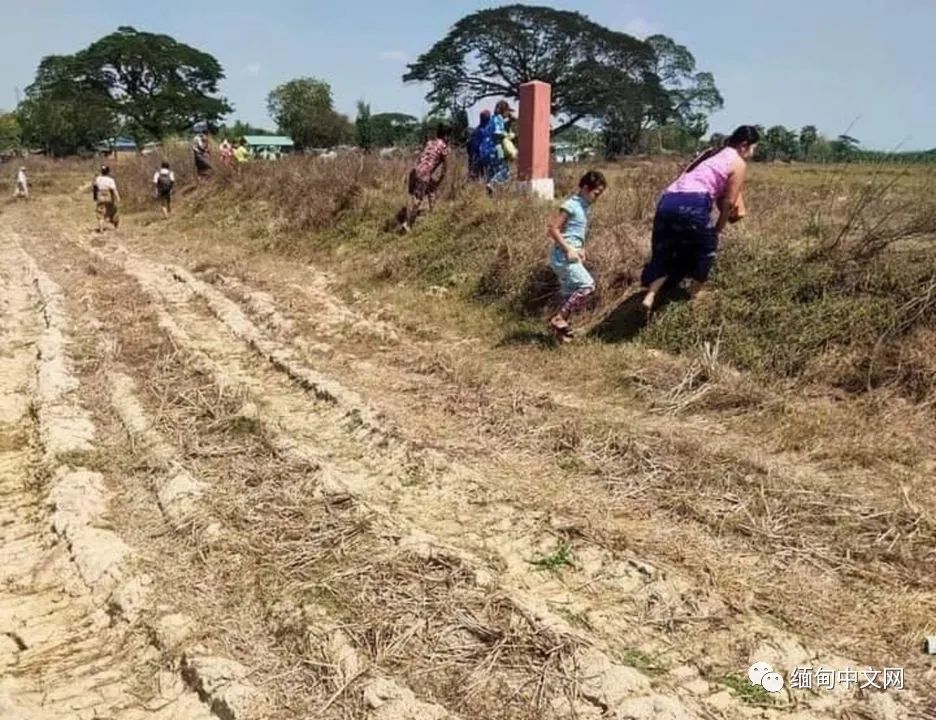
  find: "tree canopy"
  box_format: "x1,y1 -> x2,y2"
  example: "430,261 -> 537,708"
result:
371,113 -> 420,146
355,101 -> 374,151
81,27 -> 231,143
267,77 -> 352,149
404,4 -> 659,137
645,35 -> 723,135
17,27 -> 230,153
403,4 -> 722,154
0,112 -> 23,152
699,125 -> 934,164
17,55 -> 117,155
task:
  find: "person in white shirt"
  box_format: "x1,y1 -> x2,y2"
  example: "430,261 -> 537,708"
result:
153,161 -> 176,217
14,166 -> 28,199
92,165 -> 120,232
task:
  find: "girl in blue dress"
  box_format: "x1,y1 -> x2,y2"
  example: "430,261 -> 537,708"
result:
547,170 -> 608,342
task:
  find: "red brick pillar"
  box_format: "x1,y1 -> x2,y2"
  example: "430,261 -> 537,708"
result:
517,80 -> 554,200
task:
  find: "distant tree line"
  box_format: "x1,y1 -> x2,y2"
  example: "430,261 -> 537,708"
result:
706,126 -> 935,164
4,17 -> 933,162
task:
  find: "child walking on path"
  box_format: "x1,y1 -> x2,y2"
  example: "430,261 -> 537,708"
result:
547,170 -> 608,342
92,165 -> 120,232
153,161 -> 176,217
14,167 -> 28,200
402,123 -> 451,232
640,125 -> 759,313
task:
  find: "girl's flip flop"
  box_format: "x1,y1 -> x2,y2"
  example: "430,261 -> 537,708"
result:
549,317 -> 574,344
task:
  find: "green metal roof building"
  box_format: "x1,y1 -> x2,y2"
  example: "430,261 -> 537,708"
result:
243,135 -> 294,150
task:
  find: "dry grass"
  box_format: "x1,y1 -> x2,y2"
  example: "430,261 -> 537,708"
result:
19,207 -> 607,719
366,338 -> 936,670
137,152 -> 936,404
16,153 -> 936,714
123,327 -> 600,720
103,149 -> 936,407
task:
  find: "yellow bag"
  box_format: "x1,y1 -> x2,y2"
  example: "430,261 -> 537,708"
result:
502,135 -> 517,160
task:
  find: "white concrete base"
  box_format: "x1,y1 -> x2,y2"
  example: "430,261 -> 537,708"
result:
516,178 -> 555,201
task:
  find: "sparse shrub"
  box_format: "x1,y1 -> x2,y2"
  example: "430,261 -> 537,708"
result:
643,230 -> 935,399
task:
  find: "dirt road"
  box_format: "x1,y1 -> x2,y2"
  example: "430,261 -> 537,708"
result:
0,191 -> 929,719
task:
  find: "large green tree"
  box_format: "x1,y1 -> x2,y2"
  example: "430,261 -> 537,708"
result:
17,55 -> 117,155
219,120 -> 274,140
81,27 -> 231,144
18,27 -> 230,152
355,101 -> 374,151
267,77 -> 350,148
761,125 -> 799,161
799,125 -> 819,160
831,134 -> 860,161
403,5 -> 662,136
645,35 -> 723,130
595,68 -> 668,156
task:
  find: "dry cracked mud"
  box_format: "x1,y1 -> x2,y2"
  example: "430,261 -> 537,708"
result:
0,188 -> 931,719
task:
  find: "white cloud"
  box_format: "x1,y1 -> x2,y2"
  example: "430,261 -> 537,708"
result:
622,17 -> 661,39
245,62 -> 261,77
378,50 -> 409,63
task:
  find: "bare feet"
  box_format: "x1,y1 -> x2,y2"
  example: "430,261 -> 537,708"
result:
641,291 -> 655,317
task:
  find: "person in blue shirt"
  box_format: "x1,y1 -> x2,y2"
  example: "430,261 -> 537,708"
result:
467,110 -> 493,181
486,100 -> 514,192
547,170 -> 608,342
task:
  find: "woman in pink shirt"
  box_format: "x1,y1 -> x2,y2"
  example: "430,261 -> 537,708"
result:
402,123 -> 451,232
641,125 -> 759,313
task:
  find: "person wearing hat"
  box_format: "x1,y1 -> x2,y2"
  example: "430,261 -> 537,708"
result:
92,165 -> 120,232
14,166 -> 28,200
487,100 -> 514,191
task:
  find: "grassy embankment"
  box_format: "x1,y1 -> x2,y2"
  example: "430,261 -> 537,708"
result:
103,146 -> 936,408
13,146 -> 936,672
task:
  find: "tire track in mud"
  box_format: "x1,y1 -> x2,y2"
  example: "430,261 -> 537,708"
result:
169,267 -> 936,717
69,239 -> 637,718
107,372 -> 464,720
9,213 -> 698,717
0,229 -> 226,720
19,190 -> 927,719
15,220 -> 550,718
177,252 -> 934,720
52,225 -> 926,719
72,234 -> 722,720
206,250 -> 936,714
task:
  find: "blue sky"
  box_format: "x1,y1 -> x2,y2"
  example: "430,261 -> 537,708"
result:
4,0 -> 934,149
